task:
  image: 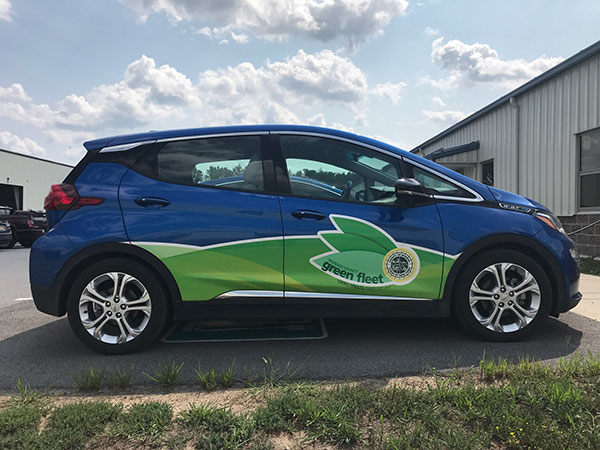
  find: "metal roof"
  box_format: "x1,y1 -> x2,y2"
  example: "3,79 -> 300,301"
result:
0,148 -> 73,168
412,39 -> 600,153
426,141 -> 480,160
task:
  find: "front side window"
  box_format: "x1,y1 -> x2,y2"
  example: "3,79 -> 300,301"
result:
280,135 -> 401,204
408,164 -> 475,199
579,129 -> 600,208
138,136 -> 265,192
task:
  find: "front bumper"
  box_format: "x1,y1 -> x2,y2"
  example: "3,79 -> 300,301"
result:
31,284 -> 64,317
0,233 -> 12,244
557,292 -> 583,314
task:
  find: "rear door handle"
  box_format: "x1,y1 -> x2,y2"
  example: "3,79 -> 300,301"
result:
292,210 -> 326,221
135,197 -> 171,207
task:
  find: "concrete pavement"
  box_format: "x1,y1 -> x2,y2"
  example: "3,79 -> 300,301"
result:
572,274 -> 600,321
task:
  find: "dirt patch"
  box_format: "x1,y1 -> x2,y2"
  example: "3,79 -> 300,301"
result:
45,385 -> 259,415
270,431 -> 335,450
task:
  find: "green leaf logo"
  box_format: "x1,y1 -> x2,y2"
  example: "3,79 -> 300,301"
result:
310,215 -> 420,287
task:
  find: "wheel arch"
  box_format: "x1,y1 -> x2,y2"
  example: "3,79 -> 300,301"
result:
54,242 -> 182,317
441,233 -> 565,317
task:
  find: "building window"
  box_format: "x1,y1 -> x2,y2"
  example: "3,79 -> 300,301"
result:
579,129 -> 600,209
481,160 -> 494,186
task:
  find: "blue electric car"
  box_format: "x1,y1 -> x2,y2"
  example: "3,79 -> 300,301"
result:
30,126 -> 581,353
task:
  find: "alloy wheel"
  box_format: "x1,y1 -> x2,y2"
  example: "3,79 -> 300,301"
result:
79,272 -> 152,344
469,262 -> 541,333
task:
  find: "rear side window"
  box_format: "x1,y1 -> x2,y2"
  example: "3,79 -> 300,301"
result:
136,136 -> 265,192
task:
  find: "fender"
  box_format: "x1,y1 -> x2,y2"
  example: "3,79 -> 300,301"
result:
439,233 -> 565,316
51,242 -> 182,317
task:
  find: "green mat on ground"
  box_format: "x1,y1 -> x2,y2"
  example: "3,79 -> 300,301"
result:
162,318 -> 328,343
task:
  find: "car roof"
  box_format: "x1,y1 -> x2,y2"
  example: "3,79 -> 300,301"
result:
83,125 -> 407,155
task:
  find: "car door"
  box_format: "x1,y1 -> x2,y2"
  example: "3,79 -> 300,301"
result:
119,133 -> 284,303
274,133 -> 448,303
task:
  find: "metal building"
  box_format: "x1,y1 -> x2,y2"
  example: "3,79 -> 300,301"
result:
0,148 -> 72,210
412,40 -> 600,258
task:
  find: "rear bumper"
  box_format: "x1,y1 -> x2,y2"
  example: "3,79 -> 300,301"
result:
31,284 -> 64,317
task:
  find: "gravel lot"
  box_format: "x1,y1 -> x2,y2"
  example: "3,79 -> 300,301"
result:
1,247 -> 599,389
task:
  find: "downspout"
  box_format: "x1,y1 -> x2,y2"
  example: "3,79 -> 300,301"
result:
509,96 -> 520,193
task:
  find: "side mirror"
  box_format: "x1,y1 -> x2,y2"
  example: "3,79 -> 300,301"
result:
395,178 -> 432,203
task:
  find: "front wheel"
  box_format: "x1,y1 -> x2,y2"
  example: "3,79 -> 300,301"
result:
67,258 -> 170,354
452,250 -> 552,341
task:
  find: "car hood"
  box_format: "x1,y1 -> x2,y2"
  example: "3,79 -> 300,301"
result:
487,186 -> 549,211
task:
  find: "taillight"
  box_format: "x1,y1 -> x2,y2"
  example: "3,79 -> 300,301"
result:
27,218 -> 34,228
44,184 -> 104,211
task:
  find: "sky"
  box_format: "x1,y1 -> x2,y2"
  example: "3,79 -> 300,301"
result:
0,0 -> 599,164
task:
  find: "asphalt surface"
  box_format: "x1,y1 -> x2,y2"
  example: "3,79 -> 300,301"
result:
1,247 -> 599,389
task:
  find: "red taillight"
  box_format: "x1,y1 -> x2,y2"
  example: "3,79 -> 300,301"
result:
44,184 -> 104,211
27,218 -> 34,228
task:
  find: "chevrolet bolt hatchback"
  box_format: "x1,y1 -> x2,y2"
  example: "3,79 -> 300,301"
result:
30,126 -> 581,354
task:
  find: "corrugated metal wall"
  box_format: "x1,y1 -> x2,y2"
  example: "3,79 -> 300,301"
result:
418,51 -> 600,216
0,151 -> 72,210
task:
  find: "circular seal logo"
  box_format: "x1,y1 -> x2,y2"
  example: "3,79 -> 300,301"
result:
382,247 -> 419,284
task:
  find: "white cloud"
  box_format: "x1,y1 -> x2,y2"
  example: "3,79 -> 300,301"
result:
424,26 -> 439,36
431,96 -> 445,107
370,81 -> 407,105
0,0 -> 12,21
0,50 -> 397,159
0,131 -> 45,155
120,0 -> 409,47
0,83 -> 31,102
422,37 -> 564,90
422,109 -> 466,123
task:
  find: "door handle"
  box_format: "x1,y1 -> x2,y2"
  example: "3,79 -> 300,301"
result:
135,197 -> 171,207
292,210 -> 326,221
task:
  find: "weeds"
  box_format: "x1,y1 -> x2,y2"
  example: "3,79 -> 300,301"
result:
195,362 -> 235,390
143,361 -> 183,386
106,366 -> 135,388
72,367 -> 105,390
179,403 -> 256,449
112,402 -> 172,438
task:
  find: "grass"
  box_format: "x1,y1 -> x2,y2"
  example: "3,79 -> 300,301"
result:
5,354 -> 600,448
580,257 -> 600,276
72,367 -> 105,390
106,366 -> 135,388
195,362 -> 236,390
112,402 -> 172,438
143,361 -> 184,386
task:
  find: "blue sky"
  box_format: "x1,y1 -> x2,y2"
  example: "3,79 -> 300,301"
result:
0,0 -> 599,163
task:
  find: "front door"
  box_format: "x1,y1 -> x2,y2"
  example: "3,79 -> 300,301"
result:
119,134 -> 284,302
275,134 -> 447,301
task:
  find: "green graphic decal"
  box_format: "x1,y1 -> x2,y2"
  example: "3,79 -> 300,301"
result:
133,215 -> 457,301
310,215 -> 420,287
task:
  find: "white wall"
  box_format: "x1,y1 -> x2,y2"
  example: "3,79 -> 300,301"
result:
416,51 -> 600,217
0,150 -> 73,210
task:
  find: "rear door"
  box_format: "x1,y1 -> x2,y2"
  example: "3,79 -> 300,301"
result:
119,133 -> 284,303
274,133 -> 447,303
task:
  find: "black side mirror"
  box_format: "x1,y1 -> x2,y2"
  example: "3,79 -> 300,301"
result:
395,178 -> 432,203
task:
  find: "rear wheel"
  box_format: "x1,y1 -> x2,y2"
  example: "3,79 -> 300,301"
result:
453,249 -> 552,341
67,258 -> 170,354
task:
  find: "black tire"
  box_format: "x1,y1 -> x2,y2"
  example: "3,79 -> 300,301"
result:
0,230 -> 16,249
67,258 -> 170,354
452,249 -> 552,342
19,239 -> 34,248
